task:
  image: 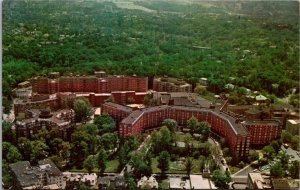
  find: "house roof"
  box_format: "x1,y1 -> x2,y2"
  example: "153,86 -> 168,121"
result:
9,161 -> 43,187
38,159 -> 62,176
103,102 -> 133,112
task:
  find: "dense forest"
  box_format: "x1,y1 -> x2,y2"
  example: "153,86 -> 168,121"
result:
3,0 -> 299,102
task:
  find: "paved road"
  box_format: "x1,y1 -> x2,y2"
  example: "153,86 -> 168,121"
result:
208,137 -> 230,173
232,164 -> 255,177
232,176 -> 247,184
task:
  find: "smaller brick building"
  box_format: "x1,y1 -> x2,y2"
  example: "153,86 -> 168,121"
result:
153,78 -> 192,92
101,102 -> 133,123
242,119 -> 282,146
15,108 -> 75,140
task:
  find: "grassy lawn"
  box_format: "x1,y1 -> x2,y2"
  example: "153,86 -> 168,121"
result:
69,159 -> 120,173
175,132 -> 192,142
191,159 -> 201,174
229,166 -> 241,174
158,179 -> 169,189
105,160 -> 120,173
152,157 -> 201,174
174,132 -> 203,148
152,157 -> 160,173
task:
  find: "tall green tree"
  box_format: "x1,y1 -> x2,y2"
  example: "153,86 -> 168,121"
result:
187,116 -> 198,136
3,142 -> 22,163
289,160 -> 300,179
262,145 -> 275,160
158,151 -> 170,176
74,98 -> 92,123
30,140 -> 49,164
97,148 -> 108,173
185,157 -> 193,177
2,121 -> 15,143
100,133 -> 118,151
118,146 -> 127,168
126,177 -> 137,190
212,169 -> 232,189
83,155 -> 96,174
94,114 -> 116,134
270,161 -> 284,178
162,119 -> 178,133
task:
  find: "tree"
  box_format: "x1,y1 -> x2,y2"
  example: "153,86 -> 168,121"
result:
3,142 -> 22,163
211,169 -> 232,189
187,116 -> 198,136
2,121 -> 15,143
248,150 -> 259,162
282,130 -> 293,143
97,148 -> 108,173
278,151 -> 290,170
17,137 -> 32,160
81,124 -> 98,135
158,151 -> 170,176
289,94 -> 300,108
151,127 -> 172,154
83,155 -> 96,173
30,140 -> 49,164
185,157 -> 193,177
291,136 -> 300,150
100,133 -> 118,151
49,138 -> 64,155
197,122 -> 211,141
94,114 -> 116,134
160,127 -> 172,149
289,160 -> 300,179
74,98 -> 92,123
131,152 -> 152,178
270,161 -> 284,178
3,96 -> 12,114
126,177 -> 137,190
162,119 -> 178,133
270,140 -> 282,153
70,131 -> 90,167
118,146 -> 127,168
262,145 -> 275,160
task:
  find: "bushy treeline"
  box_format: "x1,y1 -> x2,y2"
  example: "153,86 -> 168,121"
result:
3,0 -> 299,100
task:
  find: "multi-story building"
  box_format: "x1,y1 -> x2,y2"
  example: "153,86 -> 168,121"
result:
14,91 -> 147,116
101,102 -> 133,123
31,72 -> 148,94
119,105 -> 250,158
153,77 -> 192,92
242,119 -> 282,146
9,159 -> 65,190
105,102 -> 281,158
14,72 -> 149,116
15,108 -> 75,140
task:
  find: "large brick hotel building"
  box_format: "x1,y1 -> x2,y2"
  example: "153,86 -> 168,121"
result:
102,102 -> 281,158
14,72 -> 281,158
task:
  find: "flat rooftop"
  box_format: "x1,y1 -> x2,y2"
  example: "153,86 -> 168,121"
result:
190,175 -> 211,189
103,102 -> 133,112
